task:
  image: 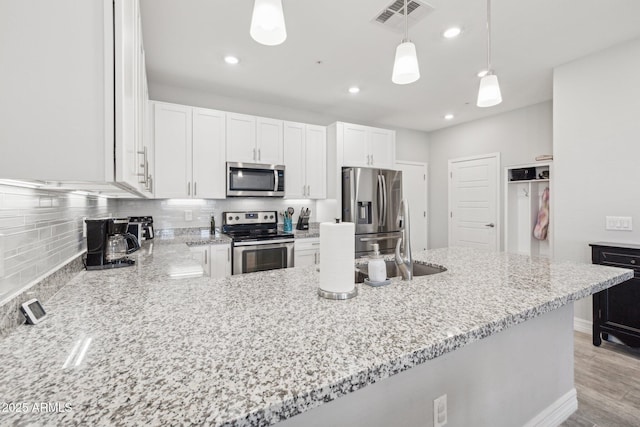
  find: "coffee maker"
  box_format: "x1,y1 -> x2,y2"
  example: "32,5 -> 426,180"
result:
85,218 -> 140,270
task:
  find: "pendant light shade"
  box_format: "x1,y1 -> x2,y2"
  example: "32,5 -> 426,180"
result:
392,41 -> 420,85
250,0 -> 287,46
392,0 -> 420,85
477,0 -> 502,107
477,73 -> 502,107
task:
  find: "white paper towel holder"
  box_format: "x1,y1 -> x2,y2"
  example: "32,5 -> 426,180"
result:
317,218 -> 358,300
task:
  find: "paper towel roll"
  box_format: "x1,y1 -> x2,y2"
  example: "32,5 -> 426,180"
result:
319,221 -> 355,293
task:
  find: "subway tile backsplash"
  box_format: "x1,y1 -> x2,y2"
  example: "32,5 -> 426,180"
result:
0,184 -> 112,303
113,198 -> 317,231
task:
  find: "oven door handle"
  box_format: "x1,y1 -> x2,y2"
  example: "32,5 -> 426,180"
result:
234,238 -> 295,247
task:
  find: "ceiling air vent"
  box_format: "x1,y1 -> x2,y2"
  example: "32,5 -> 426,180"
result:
372,0 -> 435,34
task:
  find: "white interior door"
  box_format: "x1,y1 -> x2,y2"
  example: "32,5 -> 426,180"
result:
397,161 -> 428,251
448,154 -> 500,250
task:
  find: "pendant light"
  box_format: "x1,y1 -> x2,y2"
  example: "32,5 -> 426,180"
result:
250,0 -> 287,46
477,0 -> 502,107
392,0 -> 420,85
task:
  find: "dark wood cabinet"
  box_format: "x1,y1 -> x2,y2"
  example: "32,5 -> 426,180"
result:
591,242 -> 640,348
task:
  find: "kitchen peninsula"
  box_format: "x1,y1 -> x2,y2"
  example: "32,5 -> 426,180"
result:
0,238 -> 631,427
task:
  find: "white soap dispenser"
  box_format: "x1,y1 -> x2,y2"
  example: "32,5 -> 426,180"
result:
368,243 -> 387,283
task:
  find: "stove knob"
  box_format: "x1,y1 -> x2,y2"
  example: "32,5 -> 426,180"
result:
270,215 -> 274,219
264,215 -> 268,220
235,216 -> 239,220
228,216 -> 233,221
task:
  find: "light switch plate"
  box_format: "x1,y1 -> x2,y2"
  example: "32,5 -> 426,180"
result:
185,210 -> 193,221
606,216 -> 633,231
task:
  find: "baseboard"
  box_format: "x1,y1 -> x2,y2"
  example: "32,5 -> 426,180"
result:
573,317 -> 592,335
523,388 -> 578,427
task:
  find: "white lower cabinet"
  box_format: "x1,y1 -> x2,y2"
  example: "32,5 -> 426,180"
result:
190,244 -> 231,278
294,238 -> 320,267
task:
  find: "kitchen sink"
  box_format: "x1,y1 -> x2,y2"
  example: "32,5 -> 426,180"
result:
354,260 -> 446,283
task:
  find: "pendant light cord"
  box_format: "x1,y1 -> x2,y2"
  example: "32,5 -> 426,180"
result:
486,0 -> 492,72
404,0 -> 409,42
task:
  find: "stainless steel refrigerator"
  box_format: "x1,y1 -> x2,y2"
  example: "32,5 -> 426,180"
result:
342,167 -> 403,257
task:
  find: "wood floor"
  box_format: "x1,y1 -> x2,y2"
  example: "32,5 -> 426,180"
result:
562,331 -> 640,427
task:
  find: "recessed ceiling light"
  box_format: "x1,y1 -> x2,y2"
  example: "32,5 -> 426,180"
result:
348,86 -> 360,94
444,114 -> 454,120
443,27 -> 462,39
224,56 -> 239,65
477,69 -> 488,78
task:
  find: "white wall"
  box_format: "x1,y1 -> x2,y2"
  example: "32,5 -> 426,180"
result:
553,37 -> 640,322
150,82 -> 335,127
427,102 -> 553,249
394,128 -> 429,163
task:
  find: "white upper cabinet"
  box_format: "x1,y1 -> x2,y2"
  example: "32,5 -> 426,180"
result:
283,122 -> 306,198
226,113 -> 257,163
284,122 -> 326,199
0,0 -> 150,196
153,103 -> 192,199
369,128 -> 396,169
256,117 -> 284,164
342,124 -> 370,167
192,108 -> 226,199
153,102 -> 226,199
305,125 -> 327,199
226,114 -> 284,164
339,122 -> 396,169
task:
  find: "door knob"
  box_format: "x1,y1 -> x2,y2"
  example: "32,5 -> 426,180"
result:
485,223 -> 495,228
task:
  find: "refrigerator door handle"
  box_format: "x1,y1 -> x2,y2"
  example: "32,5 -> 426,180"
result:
351,168 -> 358,223
381,174 -> 388,227
377,174 -> 384,227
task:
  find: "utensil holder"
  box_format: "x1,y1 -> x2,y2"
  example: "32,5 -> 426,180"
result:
283,217 -> 293,232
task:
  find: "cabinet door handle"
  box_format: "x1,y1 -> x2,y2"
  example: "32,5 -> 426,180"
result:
485,223 -> 495,228
227,247 -> 230,262
194,182 -> 197,196
253,148 -> 256,161
371,154 -> 374,165
258,148 -> 261,161
137,147 -> 148,184
204,249 -> 208,265
188,182 -> 191,196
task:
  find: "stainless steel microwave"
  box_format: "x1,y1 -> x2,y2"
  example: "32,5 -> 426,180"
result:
226,162 -> 285,197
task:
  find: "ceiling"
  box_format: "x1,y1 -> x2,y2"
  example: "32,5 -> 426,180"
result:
140,0 -> 640,132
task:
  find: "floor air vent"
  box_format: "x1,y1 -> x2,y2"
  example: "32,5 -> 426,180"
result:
372,0 -> 434,33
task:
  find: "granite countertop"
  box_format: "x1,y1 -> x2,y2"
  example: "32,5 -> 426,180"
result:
0,240 -> 632,426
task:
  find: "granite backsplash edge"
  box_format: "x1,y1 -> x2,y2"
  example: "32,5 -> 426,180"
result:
0,254 -> 85,339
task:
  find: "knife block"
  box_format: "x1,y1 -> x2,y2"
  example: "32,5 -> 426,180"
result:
296,215 -> 309,230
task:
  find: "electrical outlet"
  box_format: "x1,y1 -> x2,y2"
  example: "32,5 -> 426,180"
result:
434,394 -> 447,427
184,210 -> 193,221
82,217 -> 87,238
606,216 -> 633,231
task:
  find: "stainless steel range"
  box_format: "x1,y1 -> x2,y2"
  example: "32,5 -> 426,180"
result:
222,211 -> 294,275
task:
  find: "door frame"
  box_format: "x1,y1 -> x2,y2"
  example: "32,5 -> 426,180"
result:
396,160 -> 428,250
447,152 -> 501,250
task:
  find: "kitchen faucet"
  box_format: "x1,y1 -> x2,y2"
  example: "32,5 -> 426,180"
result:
395,199 -> 413,280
